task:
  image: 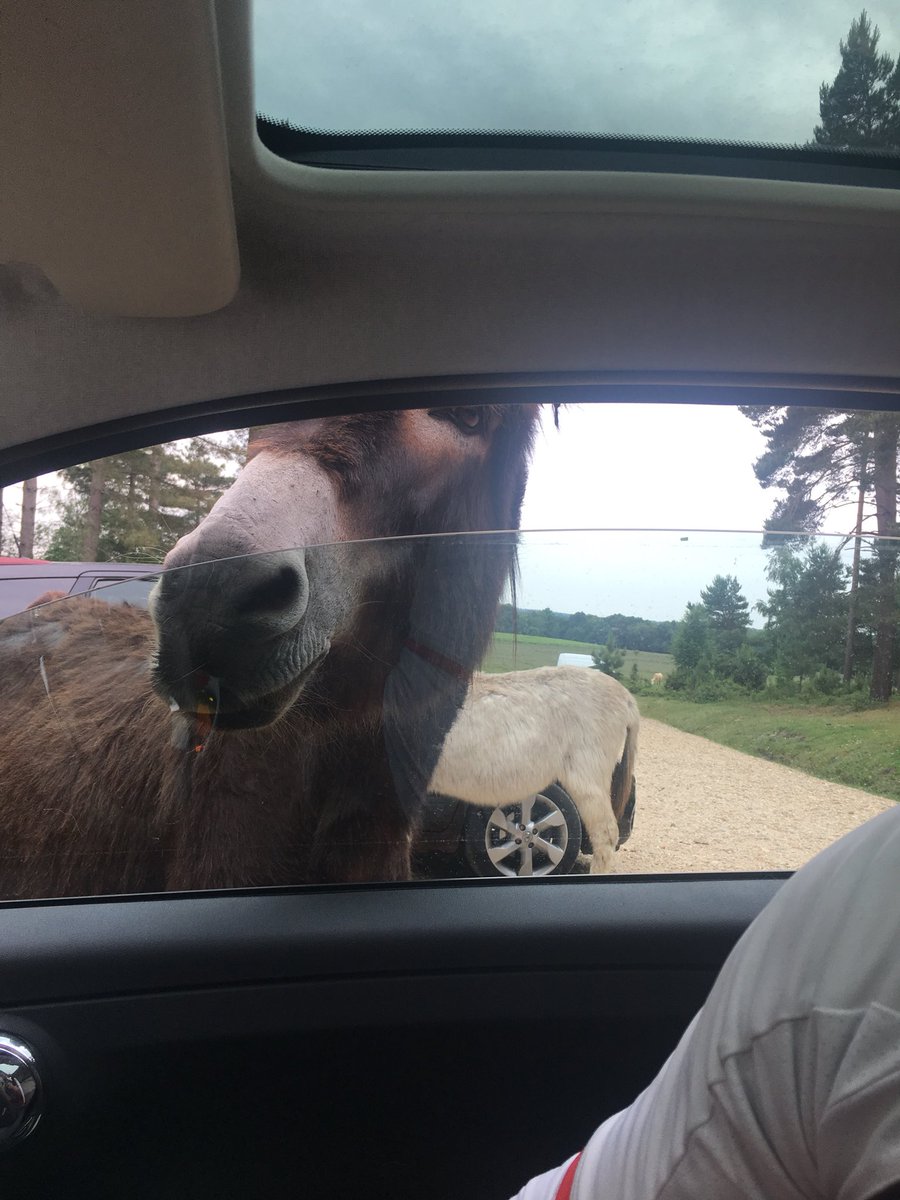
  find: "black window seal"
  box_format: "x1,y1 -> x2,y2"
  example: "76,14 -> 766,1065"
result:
257,115 -> 900,189
5,372 -> 900,486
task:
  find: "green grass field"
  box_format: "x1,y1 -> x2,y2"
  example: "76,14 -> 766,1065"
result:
639,694 -> 900,802
481,632 -> 674,678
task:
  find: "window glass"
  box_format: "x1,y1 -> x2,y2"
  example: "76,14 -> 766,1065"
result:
254,1 -> 900,155
0,403 -> 896,900
86,576 -> 159,606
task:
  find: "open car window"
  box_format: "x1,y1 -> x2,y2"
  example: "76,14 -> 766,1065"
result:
1,401 -> 896,901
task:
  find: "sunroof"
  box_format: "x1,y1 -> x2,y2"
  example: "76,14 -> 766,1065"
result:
253,4 -> 900,177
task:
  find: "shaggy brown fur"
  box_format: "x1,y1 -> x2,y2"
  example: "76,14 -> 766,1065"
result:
26,590 -> 69,608
0,406 -> 541,899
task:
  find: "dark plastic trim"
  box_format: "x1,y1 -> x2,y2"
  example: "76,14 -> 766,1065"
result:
4,371 -> 900,485
0,875 -> 784,1008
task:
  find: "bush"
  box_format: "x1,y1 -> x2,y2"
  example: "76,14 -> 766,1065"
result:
592,636 -> 625,681
811,667 -> 842,696
729,647 -> 768,692
664,666 -> 692,691
687,677 -> 746,703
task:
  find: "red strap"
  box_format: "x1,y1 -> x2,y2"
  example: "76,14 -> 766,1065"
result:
403,636 -> 470,682
554,1153 -> 582,1200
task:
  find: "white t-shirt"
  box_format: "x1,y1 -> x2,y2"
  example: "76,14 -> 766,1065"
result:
512,806 -> 900,1200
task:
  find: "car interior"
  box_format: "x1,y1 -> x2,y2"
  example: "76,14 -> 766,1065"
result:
2,2 -> 900,1197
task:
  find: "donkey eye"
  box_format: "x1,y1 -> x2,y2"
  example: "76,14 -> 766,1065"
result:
454,407 -> 483,430
427,406 -> 487,435
443,407 -> 484,433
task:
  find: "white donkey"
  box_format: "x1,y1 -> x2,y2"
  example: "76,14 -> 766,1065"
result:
429,666 -> 639,874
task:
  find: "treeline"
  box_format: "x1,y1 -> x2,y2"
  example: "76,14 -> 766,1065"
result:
1,433 -> 248,564
495,604 -> 678,653
670,551 -> 899,703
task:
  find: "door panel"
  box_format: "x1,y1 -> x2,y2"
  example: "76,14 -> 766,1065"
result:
0,877 -> 783,1199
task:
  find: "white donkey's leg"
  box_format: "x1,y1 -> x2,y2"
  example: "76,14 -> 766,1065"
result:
565,779 -> 619,874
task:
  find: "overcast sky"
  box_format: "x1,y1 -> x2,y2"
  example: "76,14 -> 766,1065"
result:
512,403 -> 858,621
254,1 -> 899,142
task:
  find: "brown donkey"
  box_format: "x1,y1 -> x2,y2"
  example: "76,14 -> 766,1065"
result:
0,405 -> 541,898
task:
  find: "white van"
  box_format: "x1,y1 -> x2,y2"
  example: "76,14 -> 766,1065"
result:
556,652 -> 596,668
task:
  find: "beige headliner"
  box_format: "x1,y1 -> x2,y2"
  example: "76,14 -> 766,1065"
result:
2,0 -> 900,466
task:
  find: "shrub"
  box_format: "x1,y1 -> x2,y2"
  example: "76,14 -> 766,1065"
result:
729,647 -> 768,692
592,635 -> 625,681
687,677 -> 746,703
811,667 -> 842,696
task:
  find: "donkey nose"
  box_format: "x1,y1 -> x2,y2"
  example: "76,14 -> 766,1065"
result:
157,548 -> 311,642
229,553 -> 310,636
235,560 -> 306,621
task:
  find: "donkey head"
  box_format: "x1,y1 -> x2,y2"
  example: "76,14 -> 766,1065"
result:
150,405 -> 539,730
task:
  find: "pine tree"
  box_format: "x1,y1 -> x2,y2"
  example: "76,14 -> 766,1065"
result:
592,633 -> 625,681
45,437 -> 244,564
757,544 -> 849,688
742,406 -> 898,699
18,479 -> 38,557
699,575 -> 749,632
671,603 -> 711,673
814,11 -> 900,151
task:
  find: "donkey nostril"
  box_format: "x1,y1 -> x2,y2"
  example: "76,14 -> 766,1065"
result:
236,564 -> 305,616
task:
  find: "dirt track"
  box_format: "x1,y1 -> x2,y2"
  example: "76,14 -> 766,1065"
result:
615,718 -> 894,875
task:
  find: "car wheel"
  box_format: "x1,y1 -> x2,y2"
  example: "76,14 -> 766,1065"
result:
464,783 -> 582,878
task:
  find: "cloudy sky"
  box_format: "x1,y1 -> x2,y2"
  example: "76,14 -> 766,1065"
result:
254,0 -> 899,143
511,403 -> 857,621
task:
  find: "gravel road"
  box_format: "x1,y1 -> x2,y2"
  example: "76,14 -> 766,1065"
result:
615,717 -> 894,874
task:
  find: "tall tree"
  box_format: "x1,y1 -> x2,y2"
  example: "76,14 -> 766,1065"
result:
82,461 -> 107,560
814,11 -> 900,151
843,434 -> 870,681
757,543 -> 848,687
699,573 -> 750,661
18,478 -> 38,558
671,603 -> 711,673
870,415 -> 899,698
742,406 -> 898,699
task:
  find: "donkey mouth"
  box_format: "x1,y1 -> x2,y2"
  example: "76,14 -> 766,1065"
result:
155,648 -> 329,732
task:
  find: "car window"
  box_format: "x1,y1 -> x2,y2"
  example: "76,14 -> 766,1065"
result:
0,403 -> 896,900
86,576 -> 159,606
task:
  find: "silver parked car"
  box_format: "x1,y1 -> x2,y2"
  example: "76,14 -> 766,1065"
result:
0,558 -> 159,620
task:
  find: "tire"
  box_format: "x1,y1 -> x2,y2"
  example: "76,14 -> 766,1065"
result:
463,783 -> 583,878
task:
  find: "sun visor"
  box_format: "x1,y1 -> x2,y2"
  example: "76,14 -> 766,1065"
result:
0,1 -> 239,317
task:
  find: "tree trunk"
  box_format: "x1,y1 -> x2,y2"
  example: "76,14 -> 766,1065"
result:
842,440 -> 869,682
247,426 -> 267,462
869,417 -> 898,701
82,461 -> 106,561
0,486 -> 4,554
148,445 -> 163,516
19,478 -> 38,558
